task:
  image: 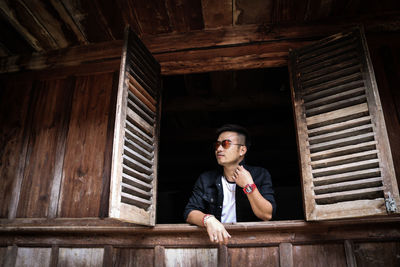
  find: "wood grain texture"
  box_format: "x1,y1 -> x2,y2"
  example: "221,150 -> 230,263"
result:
0,79 -> 32,218
293,243 -> 347,267
16,78 -> 74,218
58,72 -> 113,217
353,242 -> 400,267
279,243 -> 293,267
229,247 -> 279,267
164,248 -> 217,267
201,0 -> 232,28
112,248 -> 154,267
58,248 -> 104,267
15,247 -> 51,267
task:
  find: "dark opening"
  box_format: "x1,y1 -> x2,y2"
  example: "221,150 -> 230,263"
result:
157,67 -> 304,223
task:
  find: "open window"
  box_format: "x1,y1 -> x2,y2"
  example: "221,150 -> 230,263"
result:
109,26 -> 399,225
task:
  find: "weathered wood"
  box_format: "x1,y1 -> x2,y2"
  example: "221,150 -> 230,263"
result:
0,79 -> 32,219
113,248 -> 155,267
165,0 -> 203,32
50,245 -> 59,267
16,79 -> 74,218
293,243 -> 347,267
164,248 -> 218,267
15,247 -> 52,267
2,245 -> 17,267
218,244 -> 229,267
58,248 -> 104,267
314,177 -> 383,195
344,240 -> 357,267
313,168 -> 381,186
279,243 -> 293,267
103,245 -> 113,267
229,247 -> 279,267
58,73 -> 113,217
201,0 -> 232,28
154,245 -> 165,267
353,241 -> 400,267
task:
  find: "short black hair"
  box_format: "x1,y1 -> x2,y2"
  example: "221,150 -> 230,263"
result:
216,124 -> 251,149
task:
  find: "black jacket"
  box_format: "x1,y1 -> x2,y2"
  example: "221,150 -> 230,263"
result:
184,165 -> 276,222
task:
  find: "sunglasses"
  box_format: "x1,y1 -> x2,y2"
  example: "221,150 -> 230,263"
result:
214,139 -> 245,150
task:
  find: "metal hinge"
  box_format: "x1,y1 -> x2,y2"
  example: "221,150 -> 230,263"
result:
385,193 -> 397,213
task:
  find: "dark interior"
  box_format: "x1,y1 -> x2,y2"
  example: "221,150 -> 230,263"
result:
157,67 -> 304,223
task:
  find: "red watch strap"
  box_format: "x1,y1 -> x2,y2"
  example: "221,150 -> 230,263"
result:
243,184 -> 256,194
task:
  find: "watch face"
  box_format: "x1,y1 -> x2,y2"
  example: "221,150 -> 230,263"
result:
245,186 -> 252,193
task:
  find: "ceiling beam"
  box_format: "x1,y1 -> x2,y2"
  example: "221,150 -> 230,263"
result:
1,15 -> 399,74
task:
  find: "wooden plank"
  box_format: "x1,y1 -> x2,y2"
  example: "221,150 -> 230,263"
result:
48,77 -> 75,218
344,240 -> 357,267
218,245 -> 228,267
309,132 -> 375,153
103,245 -> 113,267
310,140 -> 377,160
113,248 -> 155,267
229,247 -> 279,267
315,186 -> 384,204
308,124 -> 373,145
312,159 -> 380,177
306,103 -> 369,129
0,79 -> 32,218
234,0 -> 274,25
50,245 -> 59,267
122,173 -> 152,191
165,0 -> 203,32
306,94 -> 366,117
314,177 -> 383,194
58,73 -> 113,217
16,79 -> 73,218
15,247 -> 52,267
2,245 -> 17,267
307,115 -> 371,137
311,150 -> 378,169
353,242 -> 400,267
154,245 -> 165,267
164,248 -> 218,267
58,248 -> 104,267
279,243 -> 293,267
313,168 -> 381,186
293,244 -> 347,267
201,0 -> 232,28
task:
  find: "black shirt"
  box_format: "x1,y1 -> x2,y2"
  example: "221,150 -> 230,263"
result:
184,165 -> 276,222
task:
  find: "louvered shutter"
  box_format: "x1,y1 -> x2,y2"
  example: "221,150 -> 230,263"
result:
109,27 -> 161,226
289,27 -> 400,221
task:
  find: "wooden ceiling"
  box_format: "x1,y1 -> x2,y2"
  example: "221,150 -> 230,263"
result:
1,0 -> 400,57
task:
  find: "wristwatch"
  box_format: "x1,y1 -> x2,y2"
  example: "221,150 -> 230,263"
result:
243,184 -> 256,194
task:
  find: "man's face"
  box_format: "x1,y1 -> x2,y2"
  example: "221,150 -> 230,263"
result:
215,131 -> 246,167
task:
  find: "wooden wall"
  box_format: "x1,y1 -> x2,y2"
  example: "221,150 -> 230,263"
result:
0,218 -> 399,266
0,65 -> 118,220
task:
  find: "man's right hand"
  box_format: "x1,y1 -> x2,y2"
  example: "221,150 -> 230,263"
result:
205,216 -> 231,244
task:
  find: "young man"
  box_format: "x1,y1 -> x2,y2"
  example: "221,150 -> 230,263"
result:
184,124 -> 276,244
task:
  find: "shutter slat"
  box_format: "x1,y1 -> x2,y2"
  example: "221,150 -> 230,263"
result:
303,72 -> 363,95
311,150 -> 378,169
306,94 -> 367,117
309,132 -> 375,153
127,78 -> 156,113
122,164 -> 153,183
126,108 -> 153,138
308,116 -> 371,137
312,159 -> 380,177
306,103 -> 369,129
127,96 -> 155,125
303,80 -> 364,102
121,192 -> 152,210
302,64 -> 361,89
125,127 -> 153,153
301,52 -> 358,75
309,124 -> 373,145
314,177 -> 383,195
314,186 -> 384,205
310,140 -> 377,161
313,168 -> 381,186
122,172 -> 152,190
305,86 -> 365,110
123,155 -> 153,175
125,119 -> 153,145
297,31 -> 354,56
124,137 -> 153,160
122,183 -> 152,198
124,145 -> 153,168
